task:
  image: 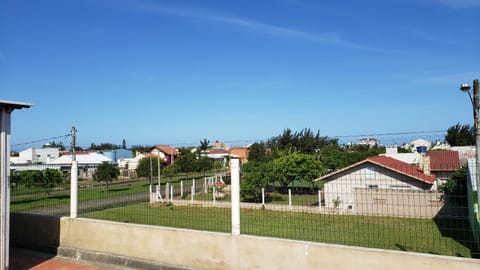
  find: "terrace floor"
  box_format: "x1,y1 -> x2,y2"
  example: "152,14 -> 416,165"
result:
10,248 -> 127,270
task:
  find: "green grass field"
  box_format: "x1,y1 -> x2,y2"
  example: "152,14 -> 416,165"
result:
82,203 -> 476,258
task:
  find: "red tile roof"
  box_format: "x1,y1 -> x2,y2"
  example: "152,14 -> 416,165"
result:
316,156 -> 435,184
427,151 -> 460,172
367,156 -> 435,184
150,145 -> 180,156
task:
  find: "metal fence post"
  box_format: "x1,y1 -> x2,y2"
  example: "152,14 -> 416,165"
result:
231,158 -> 240,235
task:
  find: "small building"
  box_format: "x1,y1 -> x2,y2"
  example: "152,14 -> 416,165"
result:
425,150 -> 460,182
356,137 -> 379,148
15,147 -> 60,164
49,152 -> 112,179
403,138 -> 432,153
150,145 -> 180,165
315,156 -> 436,216
229,147 -> 249,162
97,149 -> 132,164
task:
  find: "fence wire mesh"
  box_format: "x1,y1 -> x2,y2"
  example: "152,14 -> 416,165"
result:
10,155 -> 480,258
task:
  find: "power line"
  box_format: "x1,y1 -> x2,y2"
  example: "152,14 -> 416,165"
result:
11,134 -> 71,148
332,130 -> 447,138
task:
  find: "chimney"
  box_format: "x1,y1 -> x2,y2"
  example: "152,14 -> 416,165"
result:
386,146 -> 398,156
422,155 -> 431,175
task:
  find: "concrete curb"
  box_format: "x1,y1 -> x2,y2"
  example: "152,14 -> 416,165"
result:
58,246 -> 197,270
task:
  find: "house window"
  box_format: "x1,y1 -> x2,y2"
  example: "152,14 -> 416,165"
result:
367,184 -> 379,190
364,166 -> 375,179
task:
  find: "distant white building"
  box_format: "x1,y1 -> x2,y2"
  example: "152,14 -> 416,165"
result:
49,152 -> 112,179
356,138 -> 379,148
15,147 -> 60,164
403,138 -> 432,153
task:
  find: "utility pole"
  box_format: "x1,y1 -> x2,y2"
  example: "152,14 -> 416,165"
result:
460,79 -> 480,209
70,126 -> 78,218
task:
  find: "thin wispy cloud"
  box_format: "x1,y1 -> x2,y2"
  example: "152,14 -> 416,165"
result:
419,0 -> 480,9
417,72 -> 479,84
106,0 -> 378,51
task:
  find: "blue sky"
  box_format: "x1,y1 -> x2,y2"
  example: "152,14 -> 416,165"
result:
2,0 -> 479,150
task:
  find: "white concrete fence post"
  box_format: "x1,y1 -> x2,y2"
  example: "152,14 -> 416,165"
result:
170,185 -> 173,202
166,183 -> 170,200
191,186 -> 194,203
261,188 -> 265,206
70,160 -> 78,218
180,181 -> 183,198
318,190 -> 322,209
204,178 -> 207,193
288,189 -> 292,207
192,179 -> 196,196
231,158 -> 240,236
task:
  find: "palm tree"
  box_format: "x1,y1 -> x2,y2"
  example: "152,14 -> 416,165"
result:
199,139 -> 210,158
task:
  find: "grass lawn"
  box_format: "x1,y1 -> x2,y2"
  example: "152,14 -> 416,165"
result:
82,203 -> 476,258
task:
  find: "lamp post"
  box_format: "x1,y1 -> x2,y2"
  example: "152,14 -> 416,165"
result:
460,79 -> 480,208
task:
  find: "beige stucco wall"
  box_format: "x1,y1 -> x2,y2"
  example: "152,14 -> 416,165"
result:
59,217 -> 479,270
324,163 -> 430,209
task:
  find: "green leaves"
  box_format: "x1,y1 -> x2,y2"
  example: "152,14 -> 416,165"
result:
12,169 -> 64,197
94,161 -> 119,190
445,123 -> 475,146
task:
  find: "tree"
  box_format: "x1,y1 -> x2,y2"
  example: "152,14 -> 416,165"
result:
240,161 -> 271,202
199,139 -> 210,157
445,123 -> 475,146
269,153 -> 325,192
94,162 -> 119,190
122,139 -> 127,149
248,143 -> 266,162
89,142 -> 120,151
266,128 -> 338,154
136,157 -> 160,178
440,166 -> 467,203
12,169 -> 64,197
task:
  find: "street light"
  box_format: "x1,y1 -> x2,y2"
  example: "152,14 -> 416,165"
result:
459,79 -> 480,209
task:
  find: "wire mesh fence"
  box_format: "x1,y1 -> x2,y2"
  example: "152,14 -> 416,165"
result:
10,156 -> 480,258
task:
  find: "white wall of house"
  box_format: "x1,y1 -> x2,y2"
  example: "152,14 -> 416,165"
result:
150,149 -> 167,160
323,164 -> 431,209
18,148 -> 59,164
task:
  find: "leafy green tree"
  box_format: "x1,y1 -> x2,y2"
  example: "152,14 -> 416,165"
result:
172,148 -> 214,173
89,142 -> 120,150
241,161 -> 271,202
136,157 -> 163,178
248,143 -> 266,162
269,153 -> 325,192
13,169 -> 64,197
440,166 -> 467,202
122,139 -> 127,149
94,162 -> 119,190
266,128 -> 338,154
38,169 -> 64,196
445,123 -> 475,146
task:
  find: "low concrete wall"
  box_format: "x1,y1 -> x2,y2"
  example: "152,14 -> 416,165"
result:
59,218 -> 479,270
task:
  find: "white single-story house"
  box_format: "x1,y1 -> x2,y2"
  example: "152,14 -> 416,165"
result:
49,152 -> 112,179
315,156 -> 435,211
